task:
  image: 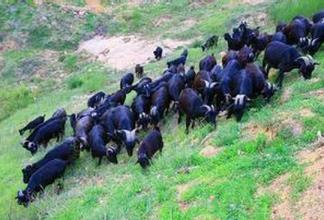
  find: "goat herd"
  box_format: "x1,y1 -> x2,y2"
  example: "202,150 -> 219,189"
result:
15,10 -> 323,207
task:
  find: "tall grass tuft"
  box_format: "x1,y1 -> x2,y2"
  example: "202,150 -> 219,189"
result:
270,0 -> 324,22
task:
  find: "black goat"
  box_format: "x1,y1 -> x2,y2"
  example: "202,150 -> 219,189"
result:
263,41 -> 319,87
135,64 -> 144,78
150,84 -> 170,126
202,35 -> 218,51
22,137 -> 79,183
101,105 -> 138,156
193,70 -> 218,105
131,94 -> 151,129
120,73 -> 134,93
19,115 -> 45,136
167,49 -> 188,68
199,54 -> 217,72
308,22 -> 324,55
312,10 -> 324,23
89,124 -> 118,165
87,91 -> 106,108
22,117 -> 66,155
167,73 -> 186,111
153,46 -> 163,60
136,127 -> 163,169
16,159 -> 67,207
178,88 -> 217,133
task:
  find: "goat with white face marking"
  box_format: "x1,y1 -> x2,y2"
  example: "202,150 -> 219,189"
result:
16,159 -> 67,207
193,70 -> 219,105
22,137 -> 79,184
87,91 -> 106,108
308,21 -> 324,55
100,105 -> 138,156
179,88 -> 218,133
263,41 -> 319,88
225,69 -> 253,121
283,16 -> 312,47
22,117 -> 66,155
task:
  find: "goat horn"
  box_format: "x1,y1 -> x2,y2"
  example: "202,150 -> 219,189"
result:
203,80 -> 210,88
201,104 -> 211,111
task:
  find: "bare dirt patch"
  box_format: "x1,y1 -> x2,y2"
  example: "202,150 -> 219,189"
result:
154,15 -> 172,28
176,180 -> 198,211
299,108 -> 315,118
243,123 -> 277,140
242,0 -> 265,5
308,89 -> 324,101
189,0 -> 214,9
78,35 -> 192,70
200,146 -> 222,158
242,12 -> 268,27
258,135 -> 324,220
281,118 -> 303,136
0,39 -> 19,52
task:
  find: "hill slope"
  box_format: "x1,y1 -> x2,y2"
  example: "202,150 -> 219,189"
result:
0,1 -> 323,219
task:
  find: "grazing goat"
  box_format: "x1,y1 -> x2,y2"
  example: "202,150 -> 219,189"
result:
16,159 -> 67,207
193,70 -> 218,105
179,88 -> 217,133
101,105 -> 138,156
201,35 -> 218,51
19,115 -> 45,136
22,137 -> 79,183
87,91 -> 106,108
136,127 -> 163,169
308,22 -> 324,55
22,118 -> 66,155
167,49 -> 188,68
89,124 -> 118,165
263,41 -> 319,87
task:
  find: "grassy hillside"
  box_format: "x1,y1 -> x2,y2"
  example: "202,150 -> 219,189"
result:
0,0 -> 323,219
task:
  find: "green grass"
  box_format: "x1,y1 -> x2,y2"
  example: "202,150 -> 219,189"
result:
0,0 -> 323,219
270,0 -> 324,22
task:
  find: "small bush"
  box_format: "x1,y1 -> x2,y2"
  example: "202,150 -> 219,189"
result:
0,84 -> 34,121
66,64 -> 108,92
67,76 -> 83,89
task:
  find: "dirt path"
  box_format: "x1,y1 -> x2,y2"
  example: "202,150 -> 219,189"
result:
78,35 -> 193,70
85,0 -> 104,13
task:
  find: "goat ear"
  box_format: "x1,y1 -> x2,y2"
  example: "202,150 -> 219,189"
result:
314,62 -> 320,65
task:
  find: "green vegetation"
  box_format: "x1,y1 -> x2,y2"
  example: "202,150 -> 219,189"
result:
0,0 -> 323,219
270,0 -> 324,22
